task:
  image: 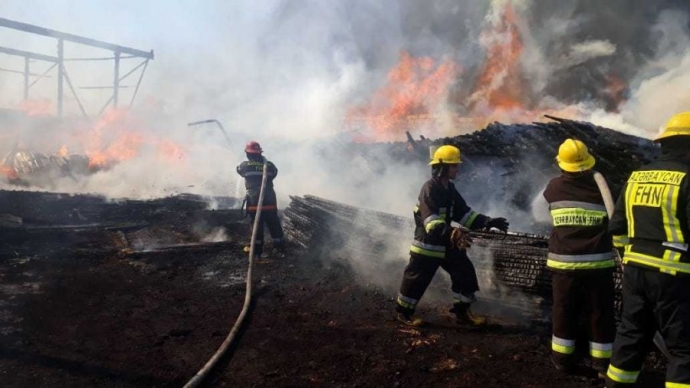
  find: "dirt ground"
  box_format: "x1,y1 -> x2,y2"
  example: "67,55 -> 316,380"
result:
0,225 -> 667,388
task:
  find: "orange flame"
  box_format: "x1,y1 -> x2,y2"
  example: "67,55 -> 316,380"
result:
58,145 -> 69,158
83,109 -> 143,169
468,4 -> 528,114
156,139 -> 185,161
346,51 -> 460,142
0,165 -> 19,181
603,74 -> 626,112
345,3 -> 588,142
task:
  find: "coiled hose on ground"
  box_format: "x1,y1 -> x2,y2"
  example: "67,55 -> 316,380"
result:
183,157 -> 269,388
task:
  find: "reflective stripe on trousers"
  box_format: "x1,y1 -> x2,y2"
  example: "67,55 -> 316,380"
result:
606,364 -> 640,384
396,294 -> 418,310
590,341 -> 613,359
552,335 -> 575,355
410,240 -> 446,258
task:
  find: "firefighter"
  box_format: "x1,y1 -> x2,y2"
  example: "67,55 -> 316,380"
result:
543,139 -> 616,377
606,112 -> 690,388
395,145 -> 510,327
236,141 -> 285,257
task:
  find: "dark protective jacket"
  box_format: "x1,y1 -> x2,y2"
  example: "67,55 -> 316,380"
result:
610,157 -> 690,275
543,171 -> 616,271
411,177 -> 490,258
236,158 -> 278,211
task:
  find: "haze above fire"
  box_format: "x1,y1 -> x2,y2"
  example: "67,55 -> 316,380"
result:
2,0 -> 690,202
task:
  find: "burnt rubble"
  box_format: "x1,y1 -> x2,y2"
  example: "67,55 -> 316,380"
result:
341,116 -> 657,233
1,150 -> 93,186
0,190 -> 241,257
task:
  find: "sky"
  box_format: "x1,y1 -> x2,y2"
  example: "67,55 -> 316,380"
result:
1,1 -> 279,119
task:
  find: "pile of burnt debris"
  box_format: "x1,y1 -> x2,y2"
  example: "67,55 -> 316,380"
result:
0,190 -> 241,257
0,150 -> 92,185
283,195 -> 623,322
339,116 -> 657,232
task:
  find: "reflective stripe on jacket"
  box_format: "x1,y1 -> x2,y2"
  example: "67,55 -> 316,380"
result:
410,177 -> 489,258
543,172 -> 616,271
610,159 -> 690,276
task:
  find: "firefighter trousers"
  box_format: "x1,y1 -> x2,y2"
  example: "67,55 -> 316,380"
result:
396,249 -> 479,314
247,210 -> 284,255
606,265 -> 690,387
551,269 -> 616,372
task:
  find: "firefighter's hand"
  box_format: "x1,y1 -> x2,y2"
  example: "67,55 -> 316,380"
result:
486,217 -> 509,233
450,227 -> 473,250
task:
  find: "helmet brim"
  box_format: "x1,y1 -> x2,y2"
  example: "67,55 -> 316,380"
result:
558,154 -> 595,172
654,130 -> 690,143
429,160 -> 462,166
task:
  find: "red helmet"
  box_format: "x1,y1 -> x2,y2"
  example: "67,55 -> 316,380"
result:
245,141 -> 262,154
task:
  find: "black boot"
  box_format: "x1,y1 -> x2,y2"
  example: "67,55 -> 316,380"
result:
272,242 -> 286,258
395,305 -> 424,326
451,303 -> 487,327
396,311 -> 424,326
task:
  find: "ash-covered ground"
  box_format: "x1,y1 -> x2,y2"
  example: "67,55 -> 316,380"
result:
0,189 -> 666,388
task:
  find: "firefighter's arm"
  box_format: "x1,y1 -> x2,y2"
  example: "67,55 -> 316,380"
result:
236,163 -> 246,177
452,190 -> 495,231
609,184 -> 629,248
268,162 -> 278,178
681,176 -> 690,230
418,188 -> 452,244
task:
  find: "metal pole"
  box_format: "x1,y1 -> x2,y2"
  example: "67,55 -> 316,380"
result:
113,51 -> 120,109
57,38 -> 64,117
129,59 -> 148,107
23,56 -> 29,100
62,66 -> 89,119
28,63 -> 57,89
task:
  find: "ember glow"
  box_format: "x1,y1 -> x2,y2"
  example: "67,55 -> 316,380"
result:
1,104 -> 187,183
83,110 -> 144,169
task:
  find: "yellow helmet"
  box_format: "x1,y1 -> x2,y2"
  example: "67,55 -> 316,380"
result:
655,112 -> 690,142
429,145 -> 462,165
556,139 -> 595,172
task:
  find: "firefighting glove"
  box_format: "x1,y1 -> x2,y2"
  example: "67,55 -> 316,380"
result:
486,217 -> 509,233
450,227 -> 473,250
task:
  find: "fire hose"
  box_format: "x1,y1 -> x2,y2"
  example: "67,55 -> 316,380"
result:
183,157 -> 269,388
593,172 -> 671,360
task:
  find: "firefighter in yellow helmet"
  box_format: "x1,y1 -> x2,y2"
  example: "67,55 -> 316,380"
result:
395,145 -> 510,327
543,139 -> 616,377
606,113 -> 690,387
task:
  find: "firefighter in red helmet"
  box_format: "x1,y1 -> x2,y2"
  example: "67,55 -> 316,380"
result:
236,141 -> 285,257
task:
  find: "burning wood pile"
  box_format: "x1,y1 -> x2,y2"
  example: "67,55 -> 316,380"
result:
283,195 -> 623,321
0,149 -> 92,185
342,116 -> 658,234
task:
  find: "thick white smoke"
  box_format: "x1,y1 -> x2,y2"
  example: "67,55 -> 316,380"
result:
2,0 -> 690,209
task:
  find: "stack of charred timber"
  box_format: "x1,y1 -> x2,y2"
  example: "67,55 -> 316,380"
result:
283,195 -> 623,320
344,117 -> 657,225
0,150 -> 93,185
0,190 -> 241,257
